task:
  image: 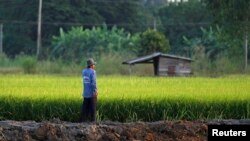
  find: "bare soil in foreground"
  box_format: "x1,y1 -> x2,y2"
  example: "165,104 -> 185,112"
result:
0,119 -> 249,141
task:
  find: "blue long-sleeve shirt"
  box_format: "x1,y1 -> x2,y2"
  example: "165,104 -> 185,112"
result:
82,68 -> 97,98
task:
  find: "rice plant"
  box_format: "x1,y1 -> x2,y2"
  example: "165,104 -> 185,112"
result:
0,74 -> 249,122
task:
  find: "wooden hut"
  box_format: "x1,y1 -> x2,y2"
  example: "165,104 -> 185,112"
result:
122,52 -> 192,76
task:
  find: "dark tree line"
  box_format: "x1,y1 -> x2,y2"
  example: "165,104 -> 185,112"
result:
0,0 -> 248,70
0,0 -> 147,57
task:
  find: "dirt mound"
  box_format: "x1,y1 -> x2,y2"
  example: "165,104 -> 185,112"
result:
0,119 -> 249,141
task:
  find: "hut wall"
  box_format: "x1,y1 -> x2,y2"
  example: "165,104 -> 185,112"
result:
158,57 -> 191,76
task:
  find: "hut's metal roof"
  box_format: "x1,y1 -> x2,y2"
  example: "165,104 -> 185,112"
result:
122,52 -> 192,65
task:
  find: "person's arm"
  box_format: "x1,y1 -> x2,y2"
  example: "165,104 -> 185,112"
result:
90,70 -> 98,97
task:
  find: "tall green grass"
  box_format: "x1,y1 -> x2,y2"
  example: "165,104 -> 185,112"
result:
0,74 -> 249,122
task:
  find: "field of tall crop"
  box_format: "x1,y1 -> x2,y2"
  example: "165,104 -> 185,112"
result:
0,74 -> 250,122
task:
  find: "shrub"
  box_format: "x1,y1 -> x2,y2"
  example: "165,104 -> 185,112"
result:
0,53 -> 10,67
51,25 -> 140,63
138,29 -> 170,56
96,53 -> 129,75
18,55 -> 37,74
36,60 -> 63,74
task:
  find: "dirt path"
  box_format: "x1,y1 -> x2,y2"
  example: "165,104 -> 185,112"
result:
0,119 -> 249,141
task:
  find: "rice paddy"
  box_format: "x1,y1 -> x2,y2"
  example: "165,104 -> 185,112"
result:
0,74 -> 249,122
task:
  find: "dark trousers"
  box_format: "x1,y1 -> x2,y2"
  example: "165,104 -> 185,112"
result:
80,97 -> 97,122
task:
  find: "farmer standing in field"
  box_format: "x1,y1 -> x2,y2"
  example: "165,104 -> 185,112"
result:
80,58 -> 98,122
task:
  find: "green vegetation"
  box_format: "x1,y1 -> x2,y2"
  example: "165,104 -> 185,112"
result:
51,25 -> 140,62
138,29 -> 170,56
0,75 -> 249,122
158,0 -> 212,55
0,0 -> 147,57
183,26 -> 244,75
0,53 -> 154,76
0,0 -> 249,124
0,0 -> 249,75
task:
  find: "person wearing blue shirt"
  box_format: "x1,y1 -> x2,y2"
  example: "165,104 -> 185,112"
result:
80,58 -> 98,122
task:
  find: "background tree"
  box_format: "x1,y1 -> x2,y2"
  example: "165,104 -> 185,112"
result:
183,26 -> 239,75
0,0 -> 151,57
138,29 -> 170,56
158,0 -> 212,56
0,0 -> 38,57
204,0 -> 250,71
51,25 -> 140,63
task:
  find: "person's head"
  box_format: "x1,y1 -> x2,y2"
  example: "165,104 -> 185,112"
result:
87,58 -> 96,69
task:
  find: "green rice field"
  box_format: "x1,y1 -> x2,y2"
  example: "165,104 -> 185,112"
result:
0,74 -> 250,122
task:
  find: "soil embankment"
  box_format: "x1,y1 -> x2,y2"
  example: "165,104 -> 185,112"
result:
0,119 -> 249,141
